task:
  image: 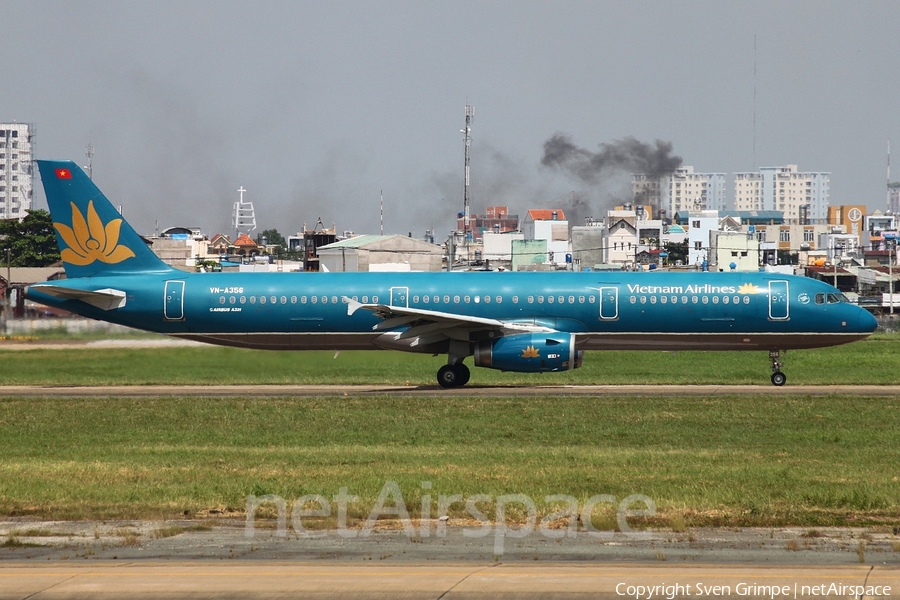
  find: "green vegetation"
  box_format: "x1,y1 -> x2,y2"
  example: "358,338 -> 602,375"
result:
0,339 -> 897,527
0,393 -> 898,526
0,209 -> 60,267
0,333 -> 898,386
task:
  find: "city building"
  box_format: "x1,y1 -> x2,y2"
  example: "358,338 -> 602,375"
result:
288,220 -> 337,272
864,211 -> 898,257
455,206 -> 519,241
317,235 -> 443,272
631,174 -> 661,218
685,210 -> 719,267
481,231 -> 524,265
605,211 -> 637,267
510,239 -> 548,271
709,231 -> 760,272
570,224 -> 605,271
827,205 -> 867,238
818,231 -> 861,265
888,182 -> 900,214
734,165 -> 830,223
0,123 -> 35,219
659,166 -> 727,217
208,233 -> 232,254
522,209 -> 568,266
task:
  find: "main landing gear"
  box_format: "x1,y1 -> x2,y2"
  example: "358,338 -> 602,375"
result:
769,350 -> 786,386
437,362 -> 470,388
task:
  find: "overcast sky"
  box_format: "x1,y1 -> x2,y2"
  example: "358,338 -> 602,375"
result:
7,1 -> 900,239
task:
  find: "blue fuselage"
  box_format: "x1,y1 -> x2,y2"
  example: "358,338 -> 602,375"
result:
26,270 -> 877,352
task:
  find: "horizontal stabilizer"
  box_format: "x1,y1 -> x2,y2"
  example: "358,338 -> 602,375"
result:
28,284 -> 127,310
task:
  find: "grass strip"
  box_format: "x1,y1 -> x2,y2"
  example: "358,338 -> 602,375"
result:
0,394 -> 898,527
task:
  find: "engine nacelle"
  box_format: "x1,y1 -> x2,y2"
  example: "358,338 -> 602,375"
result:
474,332 -> 583,373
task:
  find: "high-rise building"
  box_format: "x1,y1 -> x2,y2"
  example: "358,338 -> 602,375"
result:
659,166 -> 727,216
631,174 -> 661,216
888,182 -> 900,214
0,123 -> 35,219
734,165 -> 829,224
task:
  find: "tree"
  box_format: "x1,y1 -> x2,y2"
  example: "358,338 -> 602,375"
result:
663,239 -> 688,265
257,229 -> 291,259
257,229 -> 286,248
0,209 -> 61,267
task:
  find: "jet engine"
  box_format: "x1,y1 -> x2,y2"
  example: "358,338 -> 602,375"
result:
474,332 -> 583,373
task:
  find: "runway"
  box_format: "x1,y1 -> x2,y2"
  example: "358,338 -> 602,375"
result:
0,383 -> 898,397
1,562 -> 897,600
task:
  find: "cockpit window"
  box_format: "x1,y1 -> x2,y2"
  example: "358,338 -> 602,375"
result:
817,292 -> 850,304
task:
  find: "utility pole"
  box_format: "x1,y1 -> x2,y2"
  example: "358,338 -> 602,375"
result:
888,235 -> 896,315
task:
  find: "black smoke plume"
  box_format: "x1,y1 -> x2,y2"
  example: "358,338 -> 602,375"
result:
541,134 -> 682,182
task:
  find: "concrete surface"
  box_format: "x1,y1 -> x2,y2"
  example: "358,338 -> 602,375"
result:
0,561 -> 897,599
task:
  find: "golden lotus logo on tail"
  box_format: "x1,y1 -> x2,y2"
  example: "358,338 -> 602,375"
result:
521,345 -> 540,359
54,200 -> 135,266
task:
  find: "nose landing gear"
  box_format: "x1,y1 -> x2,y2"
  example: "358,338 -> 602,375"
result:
769,350 -> 786,386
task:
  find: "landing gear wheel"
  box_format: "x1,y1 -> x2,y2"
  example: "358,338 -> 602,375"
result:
437,365 -> 457,388
454,363 -> 471,386
771,371 -> 786,386
437,363 -> 470,388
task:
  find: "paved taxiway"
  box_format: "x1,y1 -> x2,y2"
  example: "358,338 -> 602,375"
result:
0,383 -> 898,397
2,562 -> 898,600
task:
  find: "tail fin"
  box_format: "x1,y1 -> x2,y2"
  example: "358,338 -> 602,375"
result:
37,160 -> 172,277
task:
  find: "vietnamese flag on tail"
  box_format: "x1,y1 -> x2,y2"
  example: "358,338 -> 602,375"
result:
55,168 -> 72,179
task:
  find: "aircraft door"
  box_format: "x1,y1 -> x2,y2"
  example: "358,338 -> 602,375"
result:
390,286 -> 409,308
768,280 -> 789,320
164,280 -> 185,321
599,286 -> 618,320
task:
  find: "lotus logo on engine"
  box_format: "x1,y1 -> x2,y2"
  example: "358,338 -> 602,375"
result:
521,345 -> 540,358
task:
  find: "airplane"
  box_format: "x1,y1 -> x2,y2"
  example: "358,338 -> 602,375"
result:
25,160 -> 878,387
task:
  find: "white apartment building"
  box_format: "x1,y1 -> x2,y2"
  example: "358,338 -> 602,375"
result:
659,166 -> 727,216
523,210 -> 569,266
734,165 -> 829,223
686,210 -> 719,267
0,123 -> 34,219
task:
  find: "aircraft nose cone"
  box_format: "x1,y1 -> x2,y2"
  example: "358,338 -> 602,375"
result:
859,308 -> 878,333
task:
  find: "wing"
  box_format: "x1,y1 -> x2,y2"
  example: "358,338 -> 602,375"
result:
28,284 -> 127,310
345,296 -> 554,346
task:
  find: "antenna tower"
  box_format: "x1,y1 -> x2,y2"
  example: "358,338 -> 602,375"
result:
85,143 -> 94,180
462,105 -> 474,244
232,186 -> 257,239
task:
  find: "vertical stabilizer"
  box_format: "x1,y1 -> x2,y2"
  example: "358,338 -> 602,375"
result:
37,160 -> 172,277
